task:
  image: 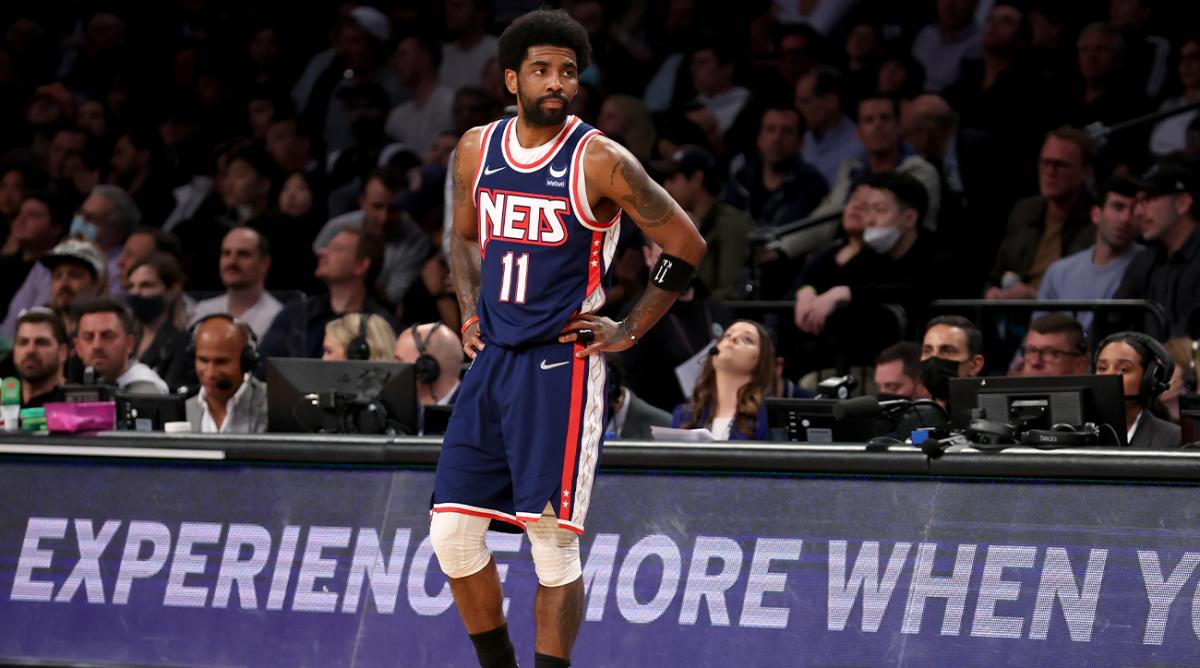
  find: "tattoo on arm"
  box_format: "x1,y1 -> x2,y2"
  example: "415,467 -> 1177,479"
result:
450,233 -> 481,320
452,146 -> 469,206
617,155 -> 674,228
621,284 -> 677,339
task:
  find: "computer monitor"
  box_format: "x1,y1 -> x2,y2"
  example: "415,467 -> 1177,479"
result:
116,393 -> 187,431
948,375 -> 1127,446
764,398 -> 883,443
266,358 -> 418,435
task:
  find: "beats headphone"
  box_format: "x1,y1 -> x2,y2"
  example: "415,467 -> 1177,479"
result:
345,313 -> 372,361
412,322 -> 442,385
1093,331 -> 1174,403
187,313 -> 260,390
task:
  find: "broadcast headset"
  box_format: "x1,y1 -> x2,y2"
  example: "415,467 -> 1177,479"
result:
1092,331 -> 1174,405
411,322 -> 441,385
345,313 -> 372,361
186,313 -> 260,390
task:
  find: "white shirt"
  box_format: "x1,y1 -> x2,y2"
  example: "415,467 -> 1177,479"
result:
436,381 -> 460,406
710,416 -> 734,441
1127,410 -> 1145,446
190,292 -> 282,341
196,375 -> 264,434
439,35 -> 498,93
385,85 -> 455,156
698,86 -> 751,135
116,361 -> 169,395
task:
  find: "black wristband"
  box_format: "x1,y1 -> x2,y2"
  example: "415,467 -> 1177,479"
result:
650,253 -> 695,292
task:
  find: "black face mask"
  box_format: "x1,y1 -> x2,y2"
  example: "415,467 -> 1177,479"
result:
920,356 -> 962,401
127,294 -> 166,324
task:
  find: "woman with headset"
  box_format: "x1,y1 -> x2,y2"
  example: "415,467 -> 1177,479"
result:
321,313 -> 396,362
1094,332 -> 1182,449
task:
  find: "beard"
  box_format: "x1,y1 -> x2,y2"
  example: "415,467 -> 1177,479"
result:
520,89 -> 571,128
18,357 -> 58,384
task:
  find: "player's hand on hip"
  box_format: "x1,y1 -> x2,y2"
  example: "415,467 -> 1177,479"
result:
559,313 -> 633,357
463,322 -> 485,359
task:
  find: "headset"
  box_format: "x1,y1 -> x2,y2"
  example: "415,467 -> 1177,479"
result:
1093,331 -> 1174,404
345,313 -> 372,361
186,313 -> 260,390
411,322 -> 441,385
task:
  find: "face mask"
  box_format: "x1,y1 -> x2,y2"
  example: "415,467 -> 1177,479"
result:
70,214 -> 98,241
919,356 -> 961,401
864,226 -> 901,254
126,294 -> 166,323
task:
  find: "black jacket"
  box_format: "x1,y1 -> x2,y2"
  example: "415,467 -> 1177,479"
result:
1129,411 -> 1181,449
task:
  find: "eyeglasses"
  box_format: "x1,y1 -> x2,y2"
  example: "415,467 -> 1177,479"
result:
1021,345 -> 1083,362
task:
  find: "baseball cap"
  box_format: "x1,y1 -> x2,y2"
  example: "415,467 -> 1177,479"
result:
348,6 -> 391,43
40,238 -> 107,280
1134,162 -> 1198,197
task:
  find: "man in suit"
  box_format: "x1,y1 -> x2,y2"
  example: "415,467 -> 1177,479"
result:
606,358 -> 671,439
1094,331 -> 1180,449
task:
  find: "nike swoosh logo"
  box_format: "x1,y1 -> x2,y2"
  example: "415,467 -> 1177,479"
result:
540,359 -> 570,370
484,165 -> 506,175
548,164 -> 567,178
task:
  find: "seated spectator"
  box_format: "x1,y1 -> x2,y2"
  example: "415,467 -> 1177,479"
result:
260,228 -> 394,360
394,322 -> 463,406
686,36 -> 757,157
670,320 -> 774,441
660,145 -> 752,300
1159,338 -> 1195,424
439,0 -> 499,94
185,314 -> 267,434
1019,313 -> 1089,377
1037,176 -> 1140,328
126,252 -> 190,389
1149,37 -> 1200,157
190,228 -> 282,340
778,94 -> 940,261
874,341 -> 929,400
321,313 -> 397,361
596,95 -> 656,164
921,315 -> 986,407
0,191 -> 70,337
910,0 -> 983,92
795,66 -> 867,187
114,226 -> 183,292
606,357 -> 671,439
74,185 -> 141,297
13,307 -> 68,407
73,298 -> 167,394
723,106 -> 828,230
250,172 -> 324,295
108,129 -> 176,228
38,238 -> 109,331
385,35 -> 454,156
988,127 -> 1095,299
1095,332 -> 1180,449
313,167 -> 433,305
1114,162 -> 1200,337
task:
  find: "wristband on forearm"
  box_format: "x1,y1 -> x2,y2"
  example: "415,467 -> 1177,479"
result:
650,253 -> 696,292
460,315 -> 479,334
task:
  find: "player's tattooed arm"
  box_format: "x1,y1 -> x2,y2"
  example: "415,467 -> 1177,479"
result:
450,126 -> 486,357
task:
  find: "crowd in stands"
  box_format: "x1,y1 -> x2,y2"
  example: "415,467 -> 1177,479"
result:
0,0 -> 1198,446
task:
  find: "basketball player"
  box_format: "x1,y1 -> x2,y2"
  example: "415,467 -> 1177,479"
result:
430,9 -> 706,668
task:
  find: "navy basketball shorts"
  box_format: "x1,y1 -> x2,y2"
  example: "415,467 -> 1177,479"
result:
432,340 -> 607,534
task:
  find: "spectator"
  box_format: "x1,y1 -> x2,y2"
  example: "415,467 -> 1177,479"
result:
671,320 -> 774,441
42,238 -> 108,322
1038,176 -> 1141,328
1115,162 -> 1200,337
876,51 -> 927,100
321,313 -> 397,361
108,129 -> 176,227
114,226 -> 183,292
190,228 -> 282,340
1019,313 -> 1089,377
313,167 -> 433,304
126,252 -> 190,389
13,307 -> 68,407
451,86 -> 503,137
264,115 -> 319,179
74,185 -> 141,297
795,66 -> 866,187
921,314 -> 985,407
988,127 -> 1095,299
874,341 -> 929,400
841,21 -> 885,106
911,0 -> 983,92
780,94 -> 941,261
1095,332 -> 1180,449
251,172 -> 324,294
660,145 -> 752,300
724,106 -> 828,229
596,95 -> 656,163
259,228 -> 394,360
606,356 -> 671,439
394,322 -> 464,406
386,35 -> 454,156
687,36 -> 756,156
46,126 -> 91,203
1109,0 -> 1171,100
0,165 -> 46,251
185,314 -> 268,434
440,0 -> 499,94
0,191 -> 69,331
1149,38 -> 1200,157
73,297 -> 167,394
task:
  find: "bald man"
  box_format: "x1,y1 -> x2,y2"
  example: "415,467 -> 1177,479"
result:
184,314 -> 268,433
394,322 -> 464,406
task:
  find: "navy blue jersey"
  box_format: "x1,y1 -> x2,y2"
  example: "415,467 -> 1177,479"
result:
471,115 -> 621,348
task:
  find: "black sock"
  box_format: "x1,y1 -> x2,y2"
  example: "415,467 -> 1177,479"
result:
534,653 -> 571,668
469,624 -> 518,668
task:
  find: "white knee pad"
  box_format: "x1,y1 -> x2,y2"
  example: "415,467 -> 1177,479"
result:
429,512 -> 492,579
526,513 -> 581,587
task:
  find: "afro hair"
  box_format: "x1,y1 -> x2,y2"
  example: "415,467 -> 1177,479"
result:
497,9 -> 591,74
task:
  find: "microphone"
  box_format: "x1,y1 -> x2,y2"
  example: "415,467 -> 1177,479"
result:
707,347 -> 720,356
832,396 -> 910,420
215,378 -> 235,392
816,375 -> 858,400
83,366 -> 96,385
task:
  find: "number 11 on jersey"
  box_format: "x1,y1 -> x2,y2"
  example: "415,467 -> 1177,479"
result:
499,251 -> 529,303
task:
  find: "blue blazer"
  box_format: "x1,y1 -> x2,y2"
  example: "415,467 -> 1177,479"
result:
670,403 -> 770,441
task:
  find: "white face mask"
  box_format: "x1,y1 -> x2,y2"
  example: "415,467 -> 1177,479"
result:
70,214 -> 98,241
864,225 -> 901,254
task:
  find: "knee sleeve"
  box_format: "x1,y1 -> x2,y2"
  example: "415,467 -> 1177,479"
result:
526,513 -> 581,587
429,511 -> 492,579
